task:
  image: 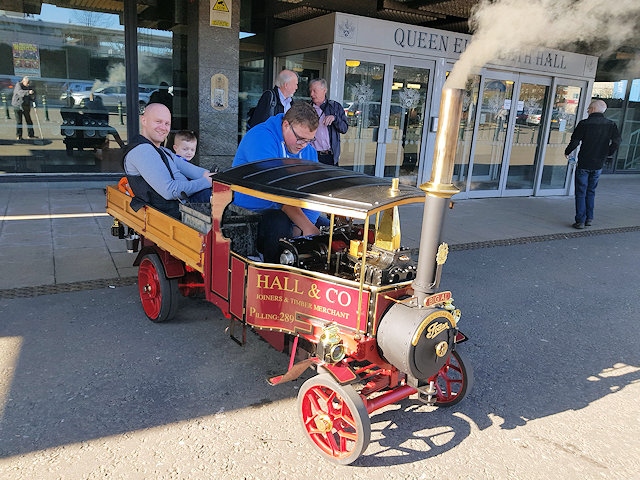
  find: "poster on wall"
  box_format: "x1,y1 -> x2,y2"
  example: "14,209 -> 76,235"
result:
210,0 -> 231,28
13,43 -> 41,77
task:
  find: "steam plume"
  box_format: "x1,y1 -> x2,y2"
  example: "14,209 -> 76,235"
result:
446,0 -> 640,89
91,63 -> 127,93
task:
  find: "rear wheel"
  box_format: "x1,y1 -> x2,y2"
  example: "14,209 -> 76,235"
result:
137,253 -> 179,322
428,349 -> 474,407
297,374 -> 370,465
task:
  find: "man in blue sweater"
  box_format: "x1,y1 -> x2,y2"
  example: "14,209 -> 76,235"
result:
233,101 -> 325,262
124,103 -> 213,218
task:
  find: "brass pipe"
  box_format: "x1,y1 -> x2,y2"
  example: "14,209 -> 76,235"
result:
412,88 -> 464,303
422,88 -> 464,197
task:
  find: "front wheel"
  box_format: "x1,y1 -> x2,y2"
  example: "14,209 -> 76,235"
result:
428,348 -> 474,407
137,253 -> 180,322
297,374 -> 370,465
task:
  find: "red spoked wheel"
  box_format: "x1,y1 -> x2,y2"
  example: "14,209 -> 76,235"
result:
428,349 -> 474,407
297,374 -> 370,465
137,253 -> 180,323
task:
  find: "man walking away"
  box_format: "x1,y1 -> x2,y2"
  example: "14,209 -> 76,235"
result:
565,99 -> 621,229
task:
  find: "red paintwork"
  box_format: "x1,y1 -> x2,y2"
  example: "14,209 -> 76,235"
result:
229,256 -> 246,319
245,265 -> 369,334
363,385 -> 418,414
209,183 -> 232,300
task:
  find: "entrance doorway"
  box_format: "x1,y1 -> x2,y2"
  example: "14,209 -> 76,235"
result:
457,73 -> 586,197
340,52 -> 434,186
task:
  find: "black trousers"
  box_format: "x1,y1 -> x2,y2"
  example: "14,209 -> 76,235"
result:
317,152 -> 334,165
15,108 -> 35,138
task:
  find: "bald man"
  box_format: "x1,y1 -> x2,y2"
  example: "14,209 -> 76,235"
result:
565,99 -> 621,229
123,103 -> 213,218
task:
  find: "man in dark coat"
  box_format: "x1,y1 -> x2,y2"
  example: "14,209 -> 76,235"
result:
565,99 -> 621,229
308,78 -> 349,165
148,81 -> 173,113
247,69 -> 298,129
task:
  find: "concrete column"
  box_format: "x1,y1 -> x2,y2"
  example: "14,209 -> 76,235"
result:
189,0 -> 240,171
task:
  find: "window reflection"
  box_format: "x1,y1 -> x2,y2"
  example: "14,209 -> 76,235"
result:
0,3 -> 182,174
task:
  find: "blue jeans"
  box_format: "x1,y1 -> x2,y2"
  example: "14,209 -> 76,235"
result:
574,168 -> 601,223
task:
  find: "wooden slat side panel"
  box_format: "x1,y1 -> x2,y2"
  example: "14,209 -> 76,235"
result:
105,185 -> 205,272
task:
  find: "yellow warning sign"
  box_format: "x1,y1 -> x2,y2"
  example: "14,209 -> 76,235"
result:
210,0 -> 231,28
213,0 -> 229,12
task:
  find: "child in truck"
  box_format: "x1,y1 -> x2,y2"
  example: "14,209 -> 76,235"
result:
172,130 -> 198,162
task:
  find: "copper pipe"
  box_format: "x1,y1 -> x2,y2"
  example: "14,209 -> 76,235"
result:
412,88 -> 463,303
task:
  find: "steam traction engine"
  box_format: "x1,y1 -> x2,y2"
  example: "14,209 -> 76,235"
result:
106,90 -> 471,464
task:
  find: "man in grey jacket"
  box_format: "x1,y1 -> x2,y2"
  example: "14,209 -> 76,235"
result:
565,99 -> 621,229
123,103 -> 213,218
11,76 -> 36,140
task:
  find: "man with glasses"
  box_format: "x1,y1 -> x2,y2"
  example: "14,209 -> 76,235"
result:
232,102 -> 327,262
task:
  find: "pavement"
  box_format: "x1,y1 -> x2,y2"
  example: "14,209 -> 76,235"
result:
1,173 -> 639,294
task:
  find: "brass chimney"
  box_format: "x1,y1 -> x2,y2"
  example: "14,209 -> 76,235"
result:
412,88 -> 464,304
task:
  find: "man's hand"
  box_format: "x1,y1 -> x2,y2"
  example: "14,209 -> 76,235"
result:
282,205 -> 320,237
323,115 -> 335,126
203,170 -> 213,186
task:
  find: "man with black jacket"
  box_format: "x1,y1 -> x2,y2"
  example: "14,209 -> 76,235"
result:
247,69 -> 298,129
565,99 -> 621,229
309,78 -> 349,166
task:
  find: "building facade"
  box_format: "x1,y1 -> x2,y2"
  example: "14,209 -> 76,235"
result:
0,1 -> 637,198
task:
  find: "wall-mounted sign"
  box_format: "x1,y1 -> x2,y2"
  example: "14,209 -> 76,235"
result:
210,0 -> 231,28
211,73 -> 229,110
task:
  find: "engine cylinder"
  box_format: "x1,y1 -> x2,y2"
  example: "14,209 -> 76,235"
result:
376,302 -> 456,380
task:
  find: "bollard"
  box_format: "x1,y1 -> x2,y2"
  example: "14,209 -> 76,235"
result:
2,93 -> 9,119
118,101 -> 124,125
42,94 -> 50,121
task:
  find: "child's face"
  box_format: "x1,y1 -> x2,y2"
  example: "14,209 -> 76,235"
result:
174,139 -> 197,161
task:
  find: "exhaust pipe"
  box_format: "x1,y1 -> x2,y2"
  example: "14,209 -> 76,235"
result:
412,88 -> 464,305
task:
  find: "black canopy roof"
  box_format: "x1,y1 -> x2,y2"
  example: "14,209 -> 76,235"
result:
213,159 -> 426,218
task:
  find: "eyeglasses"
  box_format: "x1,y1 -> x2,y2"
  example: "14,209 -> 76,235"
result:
289,124 -> 315,146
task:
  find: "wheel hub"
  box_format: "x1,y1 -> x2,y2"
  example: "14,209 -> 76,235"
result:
314,413 -> 333,433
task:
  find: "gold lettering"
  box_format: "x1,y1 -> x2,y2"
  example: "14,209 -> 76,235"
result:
426,321 -> 449,339
270,276 -> 282,290
256,274 -> 269,289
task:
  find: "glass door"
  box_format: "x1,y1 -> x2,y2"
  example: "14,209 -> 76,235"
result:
539,80 -> 586,192
379,60 -> 434,185
505,77 -> 551,193
341,52 -> 434,184
469,75 -> 515,192
341,55 -> 386,175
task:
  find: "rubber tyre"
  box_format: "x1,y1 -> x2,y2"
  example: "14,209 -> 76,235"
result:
430,348 -> 474,407
297,374 -> 370,465
137,253 -> 180,322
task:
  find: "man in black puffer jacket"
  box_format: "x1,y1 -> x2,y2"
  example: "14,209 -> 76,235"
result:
565,99 -> 621,229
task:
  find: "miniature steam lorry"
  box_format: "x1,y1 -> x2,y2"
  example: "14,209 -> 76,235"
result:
106,90 -> 472,465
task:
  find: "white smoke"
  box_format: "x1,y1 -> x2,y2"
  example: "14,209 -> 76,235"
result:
91,63 -> 127,92
446,0 -> 640,89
